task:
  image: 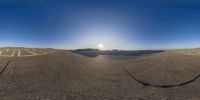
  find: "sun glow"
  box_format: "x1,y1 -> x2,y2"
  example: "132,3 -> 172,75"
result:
97,43 -> 104,49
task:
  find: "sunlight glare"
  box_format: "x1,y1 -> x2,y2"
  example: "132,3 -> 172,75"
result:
98,43 -> 104,49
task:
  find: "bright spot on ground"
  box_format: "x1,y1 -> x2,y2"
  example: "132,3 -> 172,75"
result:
98,43 -> 104,49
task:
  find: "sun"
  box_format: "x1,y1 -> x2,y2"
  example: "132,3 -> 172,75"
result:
97,43 -> 104,49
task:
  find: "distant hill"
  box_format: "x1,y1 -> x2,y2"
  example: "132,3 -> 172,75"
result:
71,49 -> 164,57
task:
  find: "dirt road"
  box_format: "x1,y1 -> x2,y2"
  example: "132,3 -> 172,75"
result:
0,50 -> 200,100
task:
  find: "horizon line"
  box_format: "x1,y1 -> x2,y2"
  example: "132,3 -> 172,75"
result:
0,46 -> 199,51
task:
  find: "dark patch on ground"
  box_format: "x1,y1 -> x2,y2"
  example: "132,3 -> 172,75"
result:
0,60 -> 10,76
126,70 -> 200,88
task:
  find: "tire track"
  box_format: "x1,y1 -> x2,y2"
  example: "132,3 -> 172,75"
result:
17,49 -> 21,57
11,49 -> 16,57
0,60 -> 11,76
126,70 -> 200,88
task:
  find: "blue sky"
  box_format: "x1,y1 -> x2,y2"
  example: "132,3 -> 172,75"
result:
0,0 -> 200,50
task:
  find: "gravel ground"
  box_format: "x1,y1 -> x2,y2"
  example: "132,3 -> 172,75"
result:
0,49 -> 200,100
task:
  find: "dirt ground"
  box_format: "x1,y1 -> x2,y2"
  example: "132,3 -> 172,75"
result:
0,49 -> 200,100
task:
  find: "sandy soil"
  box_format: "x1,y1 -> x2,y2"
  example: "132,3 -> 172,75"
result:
176,48 -> 200,56
0,49 -> 200,100
0,48 -> 55,57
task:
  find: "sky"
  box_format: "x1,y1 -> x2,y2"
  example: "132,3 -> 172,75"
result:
0,0 -> 200,50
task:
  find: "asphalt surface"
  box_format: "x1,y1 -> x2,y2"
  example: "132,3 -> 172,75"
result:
0,50 -> 200,100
